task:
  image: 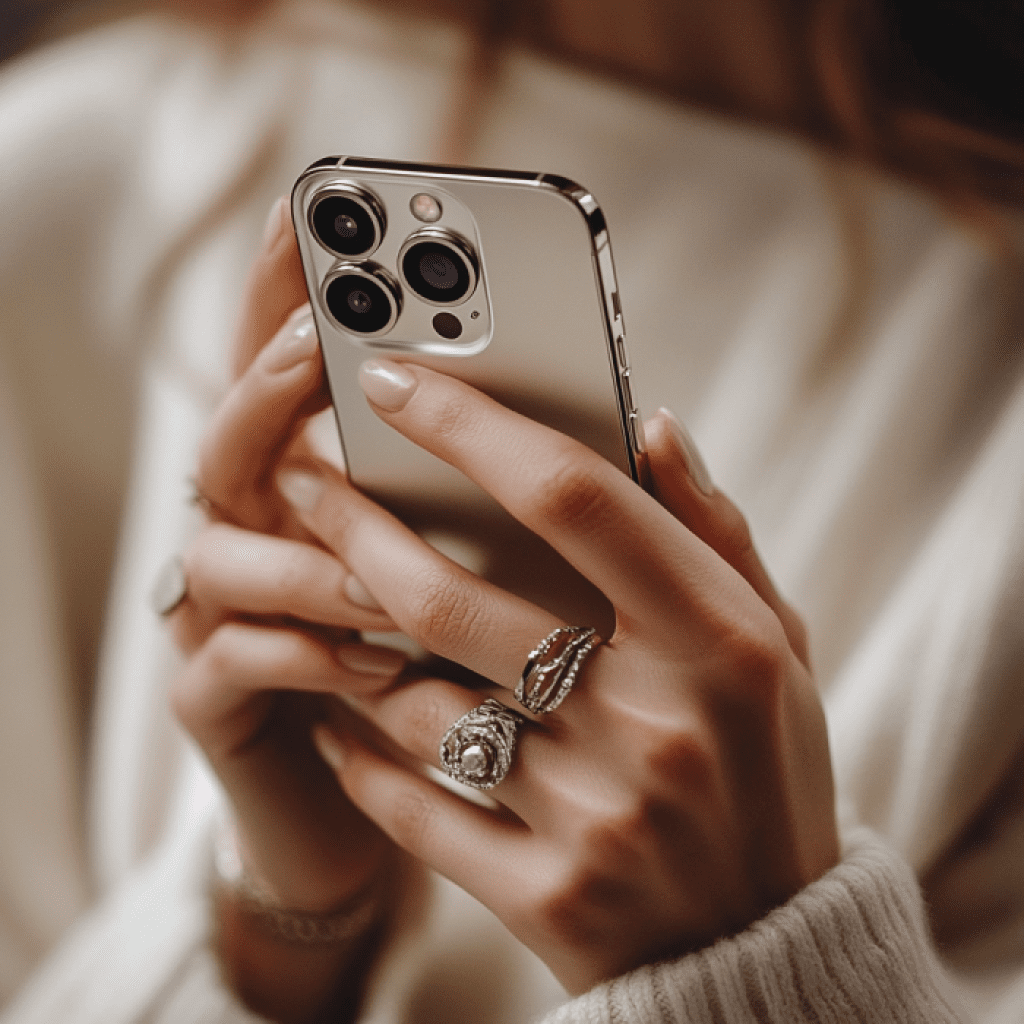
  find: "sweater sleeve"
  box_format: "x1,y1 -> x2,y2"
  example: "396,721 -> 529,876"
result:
539,827 -> 966,1024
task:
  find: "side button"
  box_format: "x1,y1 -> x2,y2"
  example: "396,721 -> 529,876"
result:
615,335 -> 630,371
629,411 -> 646,453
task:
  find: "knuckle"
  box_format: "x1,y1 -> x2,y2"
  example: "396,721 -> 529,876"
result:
644,727 -> 719,797
535,866 -> 626,946
400,690 -> 451,748
421,387 -> 478,452
388,788 -> 439,852
529,453 -> 612,530
721,615 -> 790,709
266,545 -> 316,601
404,568 -> 488,656
197,622 -> 247,684
714,497 -> 755,559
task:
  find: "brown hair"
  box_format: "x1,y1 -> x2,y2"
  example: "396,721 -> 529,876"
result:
21,0 -> 1024,207
414,0 -> 1024,211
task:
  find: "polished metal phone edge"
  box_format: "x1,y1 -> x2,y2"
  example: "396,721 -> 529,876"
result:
289,172 -> 351,475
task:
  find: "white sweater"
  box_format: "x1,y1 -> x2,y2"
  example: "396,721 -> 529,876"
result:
0,3 -> 1021,1022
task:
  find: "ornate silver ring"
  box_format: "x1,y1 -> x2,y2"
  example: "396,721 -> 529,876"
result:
439,697 -> 526,790
514,626 -> 601,714
150,555 -> 188,617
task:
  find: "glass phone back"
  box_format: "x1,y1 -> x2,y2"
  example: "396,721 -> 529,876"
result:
292,159 -> 642,636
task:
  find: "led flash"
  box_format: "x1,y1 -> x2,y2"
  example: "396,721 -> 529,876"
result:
410,193 -> 442,223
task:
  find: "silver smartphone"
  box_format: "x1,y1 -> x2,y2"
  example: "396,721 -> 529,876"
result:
291,157 -> 646,639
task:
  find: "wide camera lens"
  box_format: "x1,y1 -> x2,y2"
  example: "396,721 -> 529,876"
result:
324,270 -> 398,335
310,187 -> 384,258
400,232 -> 477,306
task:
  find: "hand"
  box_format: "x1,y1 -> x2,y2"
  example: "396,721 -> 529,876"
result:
274,358 -> 840,994
163,199 -> 410,1022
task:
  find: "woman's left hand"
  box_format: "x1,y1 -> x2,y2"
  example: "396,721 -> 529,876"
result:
276,358 -> 839,995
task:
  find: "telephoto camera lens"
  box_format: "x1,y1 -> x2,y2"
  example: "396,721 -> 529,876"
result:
399,231 -> 477,306
323,266 -> 400,336
309,185 -> 385,258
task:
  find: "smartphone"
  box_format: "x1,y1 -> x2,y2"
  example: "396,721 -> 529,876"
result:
291,157 -> 646,640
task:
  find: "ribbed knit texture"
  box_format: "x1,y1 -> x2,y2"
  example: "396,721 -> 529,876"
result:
541,829 -> 965,1023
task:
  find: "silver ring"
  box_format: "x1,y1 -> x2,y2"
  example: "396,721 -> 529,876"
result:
515,626 -> 601,714
150,555 -> 188,617
439,697 -> 526,790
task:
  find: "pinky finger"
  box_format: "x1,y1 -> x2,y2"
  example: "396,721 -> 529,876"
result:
313,726 -> 529,910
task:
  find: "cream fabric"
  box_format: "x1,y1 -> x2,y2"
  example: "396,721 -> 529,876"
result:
0,2 -> 1021,1021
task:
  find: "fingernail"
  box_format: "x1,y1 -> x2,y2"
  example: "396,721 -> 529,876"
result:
265,310 -> 318,372
262,195 -> 287,247
313,726 -> 346,771
660,407 -> 714,495
359,359 -> 417,412
335,642 -> 405,676
276,466 -> 325,513
345,573 -> 382,610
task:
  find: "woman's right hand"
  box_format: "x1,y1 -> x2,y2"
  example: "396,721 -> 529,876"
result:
160,200 -> 409,1021
167,303 -> 405,915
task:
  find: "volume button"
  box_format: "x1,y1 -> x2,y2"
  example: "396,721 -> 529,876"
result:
620,368 -> 634,412
615,335 -> 630,371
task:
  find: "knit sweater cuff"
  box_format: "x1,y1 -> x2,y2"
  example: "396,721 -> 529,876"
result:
540,827 -> 966,1024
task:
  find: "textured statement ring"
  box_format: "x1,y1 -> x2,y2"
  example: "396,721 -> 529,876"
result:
150,555 -> 188,617
439,697 -> 526,790
514,626 -> 602,714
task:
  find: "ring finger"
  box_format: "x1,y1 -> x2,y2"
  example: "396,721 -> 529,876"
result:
353,676 -> 570,824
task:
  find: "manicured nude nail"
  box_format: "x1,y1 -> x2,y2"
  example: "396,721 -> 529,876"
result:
266,310 -> 318,372
359,359 -> 418,412
262,195 -> 287,247
276,467 -> 325,513
660,407 -> 714,495
344,573 -> 383,610
335,642 -> 405,676
312,726 -> 346,771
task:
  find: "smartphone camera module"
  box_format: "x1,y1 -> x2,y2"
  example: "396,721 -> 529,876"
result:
322,264 -> 401,337
309,184 -> 385,259
399,229 -> 478,306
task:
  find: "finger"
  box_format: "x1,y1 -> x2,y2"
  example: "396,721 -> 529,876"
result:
195,306 -> 330,530
645,409 -> 809,665
182,523 -> 395,634
353,360 -> 746,628
313,725 -> 531,911
231,195 -> 310,379
354,678 -> 556,819
172,621 -> 406,758
276,460 -> 567,689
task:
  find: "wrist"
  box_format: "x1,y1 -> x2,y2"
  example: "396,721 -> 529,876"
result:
212,818 -> 394,1024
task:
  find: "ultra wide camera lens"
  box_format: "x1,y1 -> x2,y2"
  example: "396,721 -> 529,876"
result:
399,230 -> 477,306
309,185 -> 385,259
323,265 -> 400,336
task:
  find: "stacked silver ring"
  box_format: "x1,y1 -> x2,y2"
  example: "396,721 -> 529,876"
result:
439,697 -> 526,790
514,626 -> 601,714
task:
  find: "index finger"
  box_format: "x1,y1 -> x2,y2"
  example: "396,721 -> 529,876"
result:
356,360 -> 757,631
195,306 -> 329,531
231,196 -> 310,379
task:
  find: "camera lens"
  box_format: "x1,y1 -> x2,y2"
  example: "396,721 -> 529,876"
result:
323,264 -> 400,336
309,185 -> 385,259
399,230 -> 478,306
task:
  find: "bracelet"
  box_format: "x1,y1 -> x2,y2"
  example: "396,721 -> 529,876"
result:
213,818 -> 384,947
